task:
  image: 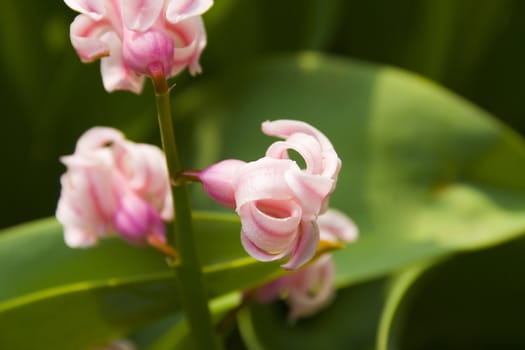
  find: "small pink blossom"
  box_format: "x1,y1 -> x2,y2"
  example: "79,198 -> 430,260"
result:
256,254 -> 335,323
56,127 -> 172,247
64,0 -> 212,93
254,209 -> 358,322
197,120 -> 343,269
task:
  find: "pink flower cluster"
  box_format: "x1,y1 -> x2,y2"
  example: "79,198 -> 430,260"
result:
64,0 -> 212,93
198,119 -> 345,270
56,127 -> 173,247
254,209 -> 358,322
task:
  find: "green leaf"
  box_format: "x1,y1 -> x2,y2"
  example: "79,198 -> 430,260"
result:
382,236 -> 525,349
178,52 -> 525,287
237,279 -> 386,350
0,213 -> 281,349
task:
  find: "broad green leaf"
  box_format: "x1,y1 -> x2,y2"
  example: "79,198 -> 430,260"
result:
0,213 -> 281,349
376,263 -> 437,350
237,279 -> 386,350
135,293 -> 241,350
382,236 -> 525,349
178,52 -> 525,287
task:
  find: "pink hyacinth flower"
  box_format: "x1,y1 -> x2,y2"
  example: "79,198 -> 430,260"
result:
198,119 -> 343,270
56,127 -> 172,247
64,0 -> 212,93
256,254 -> 335,323
254,209 -> 358,322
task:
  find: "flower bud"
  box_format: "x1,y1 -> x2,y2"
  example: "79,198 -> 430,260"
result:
122,29 -> 174,77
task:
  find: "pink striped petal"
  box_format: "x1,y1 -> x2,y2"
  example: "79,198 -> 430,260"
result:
262,119 -> 335,154
166,0 -> 213,23
262,119 -> 341,180
122,0 -> 163,31
282,220 -> 320,270
286,254 -> 335,322
318,209 -> 358,243
62,226 -> 99,247
64,0 -> 106,20
70,14 -> 111,62
165,16 -> 207,76
75,126 -> 124,152
240,231 -> 292,262
238,200 -> 301,254
100,32 -> 145,93
233,157 -> 298,209
284,168 -> 334,220
266,133 -> 323,174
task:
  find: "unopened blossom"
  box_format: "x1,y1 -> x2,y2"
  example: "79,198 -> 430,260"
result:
254,209 -> 358,322
56,127 -> 172,247
197,120 -> 342,269
64,0 -> 212,93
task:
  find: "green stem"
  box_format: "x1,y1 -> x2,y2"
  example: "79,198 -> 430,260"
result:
152,72 -> 219,350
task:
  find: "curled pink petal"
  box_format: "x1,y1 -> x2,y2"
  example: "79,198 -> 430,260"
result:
200,159 -> 246,208
62,226 -> 100,247
75,126 -> 124,152
281,220 -> 320,270
262,119 -> 341,180
254,254 -> 336,322
262,119 -> 335,154
318,208 -> 358,243
166,0 -> 213,23
238,200 -> 301,254
233,157 -> 298,209
64,0 -> 106,20
70,14 -> 111,62
100,32 -> 145,93
284,167 -> 334,220
266,133 -> 323,174
240,231 -> 292,262
122,0 -> 163,31
286,254 -> 335,322
165,16 -> 207,76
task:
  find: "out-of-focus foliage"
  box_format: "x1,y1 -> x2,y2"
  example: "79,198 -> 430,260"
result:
1,1 -> 525,349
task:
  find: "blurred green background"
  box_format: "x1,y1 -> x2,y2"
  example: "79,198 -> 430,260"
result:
1,0 -> 524,229
2,1 -> 525,349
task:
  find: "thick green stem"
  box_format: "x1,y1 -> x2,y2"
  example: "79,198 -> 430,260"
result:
152,73 -> 219,350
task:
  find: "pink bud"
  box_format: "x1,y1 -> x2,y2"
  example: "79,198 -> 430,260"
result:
122,29 -> 174,77
113,191 -> 166,245
199,159 -> 246,208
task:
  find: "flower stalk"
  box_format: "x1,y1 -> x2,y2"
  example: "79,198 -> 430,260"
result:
152,71 -> 219,349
